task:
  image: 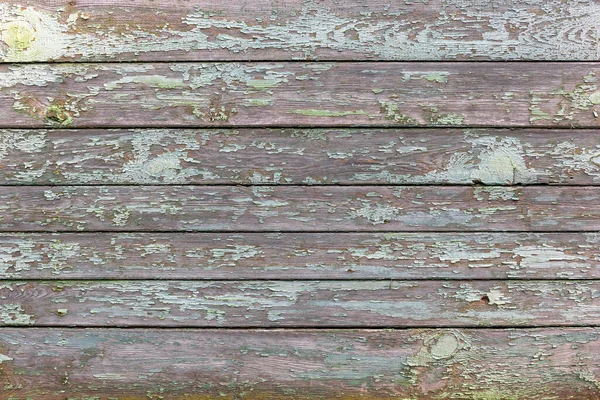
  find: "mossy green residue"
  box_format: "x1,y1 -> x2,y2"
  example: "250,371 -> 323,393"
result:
431,113 -> 465,125
290,130 -> 327,140
470,390 -> 520,400
379,101 -> 417,124
289,109 -> 369,117
13,93 -> 78,127
45,104 -> 73,126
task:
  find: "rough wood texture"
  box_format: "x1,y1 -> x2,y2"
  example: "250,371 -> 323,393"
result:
1,328 -> 600,399
2,185 -> 600,232
3,128 -> 600,185
1,1 -> 600,62
1,280 -> 598,327
3,63 -> 600,128
2,232 -> 600,280
4,0 -> 600,396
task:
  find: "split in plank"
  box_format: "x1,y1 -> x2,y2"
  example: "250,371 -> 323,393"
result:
1,1 -> 599,62
2,185 -> 600,232
1,280 -> 599,327
2,232 -> 600,280
1,328 -> 600,398
1,63 -> 600,128
2,128 -> 600,185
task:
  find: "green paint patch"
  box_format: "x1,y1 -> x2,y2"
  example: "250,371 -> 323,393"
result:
245,98 -> 273,107
372,88 -> 384,94
589,92 -> 600,105
529,105 -> 551,123
421,72 -> 449,83
104,75 -> 186,90
289,109 -> 369,117
246,79 -> 282,89
2,20 -> 35,51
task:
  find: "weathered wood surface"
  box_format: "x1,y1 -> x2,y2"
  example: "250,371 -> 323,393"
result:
2,185 -> 600,232
2,328 -> 600,399
1,280 -> 598,327
3,63 -> 600,128
2,232 -> 600,280
2,1 -> 600,62
3,128 -> 600,185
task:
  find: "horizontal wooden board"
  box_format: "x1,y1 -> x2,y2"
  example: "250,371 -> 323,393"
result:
3,63 -> 600,128
2,232 -> 600,280
3,128 -> 600,185
2,280 -> 599,327
1,1 -> 599,62
2,185 -> 600,232
2,328 -> 600,399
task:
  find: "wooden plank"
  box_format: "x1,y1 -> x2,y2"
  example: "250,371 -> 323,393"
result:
1,1 -> 600,62
3,329 -> 600,400
2,232 -> 600,280
2,63 -> 600,128
3,128 -> 600,185
1,280 -> 599,327
2,185 -> 600,232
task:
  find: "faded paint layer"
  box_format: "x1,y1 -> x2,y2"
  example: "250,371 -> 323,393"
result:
1,1 -> 600,61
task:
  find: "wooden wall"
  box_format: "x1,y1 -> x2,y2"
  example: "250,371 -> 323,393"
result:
1,1 -> 600,398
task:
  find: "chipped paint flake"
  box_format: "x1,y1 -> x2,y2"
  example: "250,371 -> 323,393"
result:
1,303 -> 35,325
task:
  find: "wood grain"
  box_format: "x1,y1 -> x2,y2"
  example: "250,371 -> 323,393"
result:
2,232 -> 600,280
2,185 -> 600,232
1,280 -> 599,327
2,63 -> 600,128
2,328 -> 600,399
1,1 -> 599,62
3,128 -> 600,185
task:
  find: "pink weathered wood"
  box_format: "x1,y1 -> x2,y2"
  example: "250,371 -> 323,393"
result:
1,280 -> 598,327
2,128 -> 599,185
1,185 -> 600,232
1,1 -> 599,62
2,328 -> 600,399
3,1 -> 600,398
1,232 -> 599,280
2,63 -> 600,128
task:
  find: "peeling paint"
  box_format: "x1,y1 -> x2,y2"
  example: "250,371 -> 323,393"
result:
421,135 -> 540,184
0,303 -> 35,325
1,1 -> 600,62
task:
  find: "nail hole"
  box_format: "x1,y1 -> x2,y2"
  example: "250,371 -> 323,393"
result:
480,295 -> 490,304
